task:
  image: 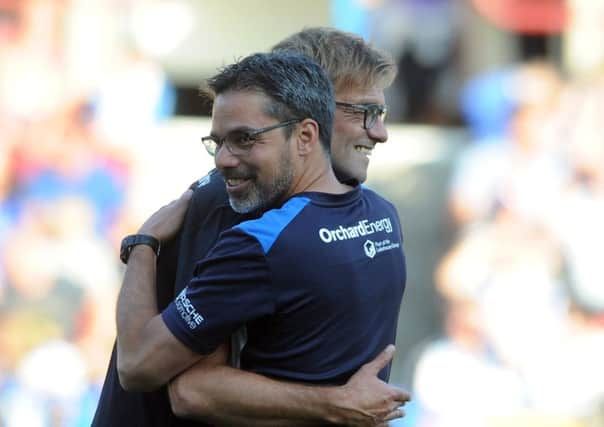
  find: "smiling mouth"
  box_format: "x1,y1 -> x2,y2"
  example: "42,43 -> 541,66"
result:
226,178 -> 248,187
223,175 -> 254,193
354,145 -> 374,156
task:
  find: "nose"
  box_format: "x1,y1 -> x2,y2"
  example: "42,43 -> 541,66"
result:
214,144 -> 240,170
367,119 -> 388,143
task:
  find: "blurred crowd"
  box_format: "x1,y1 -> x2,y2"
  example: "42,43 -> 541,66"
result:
404,62 -> 604,427
1,1 -> 604,427
0,1 -> 174,425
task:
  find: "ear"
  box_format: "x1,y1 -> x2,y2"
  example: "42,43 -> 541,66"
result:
295,118 -> 320,156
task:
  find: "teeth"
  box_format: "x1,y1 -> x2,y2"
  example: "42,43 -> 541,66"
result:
227,178 -> 245,186
355,146 -> 373,156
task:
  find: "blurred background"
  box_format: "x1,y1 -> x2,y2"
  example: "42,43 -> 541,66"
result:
0,0 -> 603,426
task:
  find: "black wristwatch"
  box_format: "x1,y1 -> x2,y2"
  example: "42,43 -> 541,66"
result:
120,234 -> 161,264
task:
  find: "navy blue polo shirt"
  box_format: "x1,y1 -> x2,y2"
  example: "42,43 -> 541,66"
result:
163,187 -> 406,384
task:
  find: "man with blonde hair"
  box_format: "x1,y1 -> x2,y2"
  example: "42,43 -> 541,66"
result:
274,27 -> 396,184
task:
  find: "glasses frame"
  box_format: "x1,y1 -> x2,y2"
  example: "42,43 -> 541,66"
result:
335,101 -> 388,130
201,119 -> 301,157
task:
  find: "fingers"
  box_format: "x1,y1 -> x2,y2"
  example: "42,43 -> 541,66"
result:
364,344 -> 395,375
392,386 -> 411,404
170,189 -> 193,207
139,189 -> 194,240
175,189 -> 193,210
167,189 -> 193,212
162,189 -> 193,210
181,189 -> 194,200
170,189 -> 194,220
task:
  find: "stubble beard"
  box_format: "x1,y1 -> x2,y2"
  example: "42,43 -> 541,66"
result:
228,149 -> 294,214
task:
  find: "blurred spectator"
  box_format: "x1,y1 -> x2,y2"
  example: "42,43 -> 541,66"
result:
7,101 -> 129,233
371,0 -> 462,124
552,74 -> 604,320
411,223 -> 526,427
1,340 -> 89,427
459,67 -> 518,143
415,56 -> 604,426
0,0 -> 66,121
409,218 -> 596,426
92,44 -> 176,145
449,61 -> 564,226
0,1 -> 133,425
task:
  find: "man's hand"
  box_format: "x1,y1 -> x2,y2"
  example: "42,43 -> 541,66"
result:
139,189 -> 193,242
329,345 -> 411,426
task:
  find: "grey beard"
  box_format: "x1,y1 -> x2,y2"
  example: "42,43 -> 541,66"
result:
229,152 -> 293,214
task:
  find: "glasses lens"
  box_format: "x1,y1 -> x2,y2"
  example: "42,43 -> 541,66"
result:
224,131 -> 254,156
201,137 -> 218,156
365,105 -> 387,129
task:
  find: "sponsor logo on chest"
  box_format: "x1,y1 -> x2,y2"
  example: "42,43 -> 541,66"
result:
318,217 -> 400,258
318,217 -> 393,243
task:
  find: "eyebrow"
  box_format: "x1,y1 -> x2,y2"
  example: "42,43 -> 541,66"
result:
357,102 -> 385,107
209,126 -> 254,138
339,101 -> 385,107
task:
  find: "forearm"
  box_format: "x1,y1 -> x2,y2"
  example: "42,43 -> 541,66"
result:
116,246 -> 197,390
116,190 -> 199,390
116,245 -> 161,388
207,415 -> 328,427
170,364 -> 353,425
170,345 -> 410,427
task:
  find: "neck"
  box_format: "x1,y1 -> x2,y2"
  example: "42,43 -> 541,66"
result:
286,153 -> 351,200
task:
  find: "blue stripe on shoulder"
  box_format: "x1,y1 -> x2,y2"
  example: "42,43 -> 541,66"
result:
235,196 -> 311,253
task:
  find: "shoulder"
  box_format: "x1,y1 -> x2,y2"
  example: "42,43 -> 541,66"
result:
190,169 -> 227,195
359,185 -> 404,236
360,185 -> 399,211
359,184 -> 384,201
188,169 -> 230,209
234,196 -> 312,254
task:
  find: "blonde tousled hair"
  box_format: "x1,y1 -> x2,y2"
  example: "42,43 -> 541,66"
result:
272,27 -> 397,94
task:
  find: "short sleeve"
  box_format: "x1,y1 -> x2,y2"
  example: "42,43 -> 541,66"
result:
161,228 -> 274,355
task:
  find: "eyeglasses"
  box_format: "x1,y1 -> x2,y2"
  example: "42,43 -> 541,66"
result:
201,119 -> 301,157
335,102 -> 388,130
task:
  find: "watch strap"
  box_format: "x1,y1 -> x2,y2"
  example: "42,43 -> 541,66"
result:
120,234 -> 161,264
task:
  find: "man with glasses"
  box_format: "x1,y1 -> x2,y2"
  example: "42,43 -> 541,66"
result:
116,49 -> 406,426
335,102 -> 387,130
273,29 -> 391,186
93,29 -> 406,427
